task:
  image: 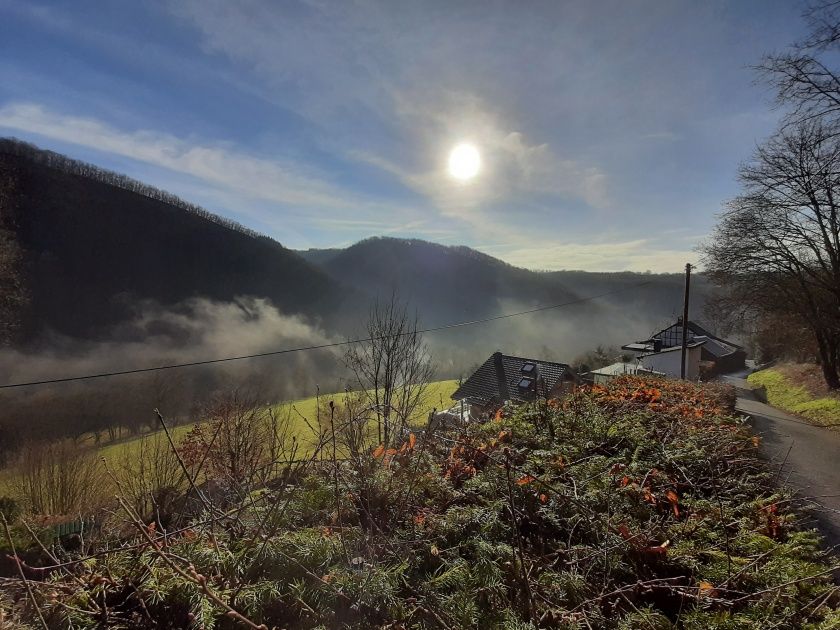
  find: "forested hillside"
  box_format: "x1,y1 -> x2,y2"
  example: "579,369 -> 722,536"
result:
0,141 -> 722,459
299,237 -> 715,332
0,138 -> 341,344
300,238 -> 580,325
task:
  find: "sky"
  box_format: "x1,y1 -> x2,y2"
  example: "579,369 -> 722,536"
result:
0,0 -> 809,272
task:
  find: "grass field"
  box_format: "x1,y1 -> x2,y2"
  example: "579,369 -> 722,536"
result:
0,380 -> 459,498
748,367 -> 840,428
97,379 -> 459,463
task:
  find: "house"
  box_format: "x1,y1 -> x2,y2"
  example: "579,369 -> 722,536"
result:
638,339 -> 706,380
584,361 -> 663,385
622,318 -> 746,376
451,351 -> 578,419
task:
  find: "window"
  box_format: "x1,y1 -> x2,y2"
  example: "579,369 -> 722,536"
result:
520,362 -> 535,374
518,377 -> 534,390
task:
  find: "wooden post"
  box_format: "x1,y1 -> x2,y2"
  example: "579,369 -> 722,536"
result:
680,263 -> 692,380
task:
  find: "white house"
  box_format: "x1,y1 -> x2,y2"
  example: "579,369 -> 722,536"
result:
633,340 -> 706,381
586,361 -> 663,385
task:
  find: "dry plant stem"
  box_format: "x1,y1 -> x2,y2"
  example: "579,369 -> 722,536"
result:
154,408 -> 210,512
116,496 -> 268,630
155,408 -> 222,553
2,513 -> 49,630
329,402 -> 352,564
20,517 -> 99,620
503,450 -> 534,621
709,460 -> 733,579
728,563 -> 840,603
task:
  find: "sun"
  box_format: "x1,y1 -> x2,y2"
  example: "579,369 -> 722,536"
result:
448,143 -> 481,181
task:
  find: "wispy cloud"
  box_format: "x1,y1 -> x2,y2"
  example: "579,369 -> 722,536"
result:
0,102 -> 363,210
481,238 -> 700,273
2,0 -> 799,271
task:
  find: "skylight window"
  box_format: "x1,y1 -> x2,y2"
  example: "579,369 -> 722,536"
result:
520,363 -> 535,374
518,378 -> 534,389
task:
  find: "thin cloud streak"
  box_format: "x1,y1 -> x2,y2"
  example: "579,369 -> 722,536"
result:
481,238 -> 700,273
0,103 -> 384,213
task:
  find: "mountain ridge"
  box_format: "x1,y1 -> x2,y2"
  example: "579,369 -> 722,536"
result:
0,138 -> 343,344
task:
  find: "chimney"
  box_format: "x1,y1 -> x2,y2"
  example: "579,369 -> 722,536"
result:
493,352 -> 509,400
653,339 -> 662,353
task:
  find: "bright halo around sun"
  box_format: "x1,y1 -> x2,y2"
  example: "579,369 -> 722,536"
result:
448,142 -> 481,181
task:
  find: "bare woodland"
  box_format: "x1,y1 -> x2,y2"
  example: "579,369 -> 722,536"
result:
705,0 -> 840,388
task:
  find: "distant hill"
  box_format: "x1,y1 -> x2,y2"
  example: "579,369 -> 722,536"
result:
298,237 -> 713,332
0,137 -> 717,356
298,237 -> 583,326
0,138 -> 341,343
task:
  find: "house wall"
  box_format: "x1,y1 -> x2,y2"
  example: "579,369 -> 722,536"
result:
638,345 -> 702,380
592,372 -> 613,385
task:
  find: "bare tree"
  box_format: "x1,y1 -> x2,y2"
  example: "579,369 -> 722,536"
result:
344,293 -> 434,447
758,1 -> 840,127
117,431 -> 183,518
12,440 -> 107,515
703,121 -> 840,388
180,391 -> 294,488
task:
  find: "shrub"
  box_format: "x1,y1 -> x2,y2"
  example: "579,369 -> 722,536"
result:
2,377 -> 837,628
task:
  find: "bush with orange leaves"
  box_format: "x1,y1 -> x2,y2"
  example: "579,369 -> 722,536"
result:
5,377 -> 839,629
587,375 -> 736,421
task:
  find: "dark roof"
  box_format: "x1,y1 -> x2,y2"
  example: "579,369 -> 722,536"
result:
627,320 -> 743,359
637,339 -> 705,358
452,352 -> 573,406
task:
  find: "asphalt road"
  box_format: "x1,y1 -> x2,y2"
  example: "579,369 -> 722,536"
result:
727,377 -> 840,548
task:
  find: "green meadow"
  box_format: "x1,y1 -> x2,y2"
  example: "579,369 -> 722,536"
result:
97,379 -> 459,463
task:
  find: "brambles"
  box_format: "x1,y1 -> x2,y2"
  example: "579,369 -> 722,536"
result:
1,377 -> 837,628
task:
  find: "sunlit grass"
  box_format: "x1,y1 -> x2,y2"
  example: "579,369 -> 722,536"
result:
748,368 -> 840,427
0,380 -> 459,499
98,379 -> 459,463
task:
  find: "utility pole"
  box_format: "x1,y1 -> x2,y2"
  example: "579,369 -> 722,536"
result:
680,263 -> 692,380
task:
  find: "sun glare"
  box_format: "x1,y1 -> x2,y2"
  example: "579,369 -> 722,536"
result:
448,143 -> 481,181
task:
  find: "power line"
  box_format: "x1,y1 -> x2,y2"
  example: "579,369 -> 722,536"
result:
0,282 -> 652,389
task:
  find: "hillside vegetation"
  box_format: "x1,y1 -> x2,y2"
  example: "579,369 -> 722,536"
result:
749,365 -> 840,428
98,380 -> 459,463
0,139 -> 730,467
0,138 -> 340,343
299,237 -> 714,329
2,377 -> 838,628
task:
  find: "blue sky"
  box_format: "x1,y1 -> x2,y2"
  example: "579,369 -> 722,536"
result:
0,0 -> 807,271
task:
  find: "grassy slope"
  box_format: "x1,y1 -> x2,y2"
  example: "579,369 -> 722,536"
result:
748,367 -> 840,426
0,381 -> 458,497
98,380 -> 459,463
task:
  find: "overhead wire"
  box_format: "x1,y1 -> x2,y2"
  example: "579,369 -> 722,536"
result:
0,281 -> 652,389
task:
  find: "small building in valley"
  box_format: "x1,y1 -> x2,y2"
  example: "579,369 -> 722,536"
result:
637,339 -> 706,380
451,351 -> 578,419
584,361 -> 663,385
622,318 -> 746,378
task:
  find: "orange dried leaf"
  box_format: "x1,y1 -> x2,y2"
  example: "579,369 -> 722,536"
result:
408,433 -> 416,449
665,490 -> 680,517
372,444 -> 385,458
516,475 -> 536,486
